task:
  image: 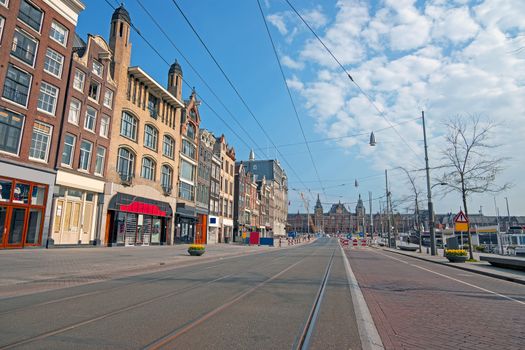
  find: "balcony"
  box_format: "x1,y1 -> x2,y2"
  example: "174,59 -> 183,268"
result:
162,184 -> 172,196
118,172 -> 133,186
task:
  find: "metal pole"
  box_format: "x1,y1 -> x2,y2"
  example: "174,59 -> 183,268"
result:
385,169 -> 392,248
369,191 -> 373,238
505,197 -> 510,232
422,111 -> 436,255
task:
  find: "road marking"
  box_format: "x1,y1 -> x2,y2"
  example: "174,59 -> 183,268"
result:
340,245 -> 384,350
375,250 -> 525,306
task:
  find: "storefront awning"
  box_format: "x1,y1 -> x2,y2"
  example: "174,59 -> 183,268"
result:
108,193 -> 173,217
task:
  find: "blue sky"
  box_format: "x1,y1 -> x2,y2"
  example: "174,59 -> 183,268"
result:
76,0 -> 525,217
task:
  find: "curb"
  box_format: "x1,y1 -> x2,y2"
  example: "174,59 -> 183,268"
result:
382,248 -> 525,286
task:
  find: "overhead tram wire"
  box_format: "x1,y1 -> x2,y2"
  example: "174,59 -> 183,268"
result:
105,0 -> 314,200
169,0 -> 316,200
256,0 -> 327,200
134,0 -> 269,158
102,0 -> 252,150
284,0 -> 419,158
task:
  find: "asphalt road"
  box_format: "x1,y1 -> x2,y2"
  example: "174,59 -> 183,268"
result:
0,238 -> 362,350
346,247 -> 525,350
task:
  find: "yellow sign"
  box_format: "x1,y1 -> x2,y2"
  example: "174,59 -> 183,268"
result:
455,222 -> 468,232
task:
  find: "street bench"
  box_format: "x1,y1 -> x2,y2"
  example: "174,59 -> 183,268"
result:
479,256 -> 525,271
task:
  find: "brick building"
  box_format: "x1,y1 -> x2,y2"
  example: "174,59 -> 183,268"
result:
0,0 -> 84,249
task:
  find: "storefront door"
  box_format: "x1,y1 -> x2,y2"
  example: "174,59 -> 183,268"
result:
0,206 -> 27,248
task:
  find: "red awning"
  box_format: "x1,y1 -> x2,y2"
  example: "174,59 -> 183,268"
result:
119,201 -> 167,217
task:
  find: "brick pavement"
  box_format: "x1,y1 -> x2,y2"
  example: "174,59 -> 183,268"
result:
346,248 -> 525,350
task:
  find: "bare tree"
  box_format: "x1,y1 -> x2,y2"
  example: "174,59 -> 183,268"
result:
398,167 -> 424,252
439,115 -> 511,259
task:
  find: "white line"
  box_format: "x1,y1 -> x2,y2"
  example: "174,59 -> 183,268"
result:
376,250 -> 525,306
339,245 -> 384,350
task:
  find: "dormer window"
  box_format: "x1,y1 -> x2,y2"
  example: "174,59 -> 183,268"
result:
92,60 -> 103,77
186,123 -> 195,139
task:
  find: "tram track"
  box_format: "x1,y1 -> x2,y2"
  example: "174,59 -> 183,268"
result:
0,242 -> 327,349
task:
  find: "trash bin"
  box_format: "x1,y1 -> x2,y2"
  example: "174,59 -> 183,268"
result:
224,237 -> 230,244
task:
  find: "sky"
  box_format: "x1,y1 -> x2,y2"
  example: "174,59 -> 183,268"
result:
76,0 -> 525,217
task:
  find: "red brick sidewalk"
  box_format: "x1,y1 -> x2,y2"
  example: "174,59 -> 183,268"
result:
346,248 -> 525,350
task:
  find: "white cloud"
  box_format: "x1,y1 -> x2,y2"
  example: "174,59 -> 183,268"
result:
429,6 -> 479,44
300,7 -> 327,29
267,13 -> 288,35
282,55 -> 304,70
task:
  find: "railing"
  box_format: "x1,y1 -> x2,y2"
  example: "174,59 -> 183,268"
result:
118,172 -> 133,186
161,184 -> 172,196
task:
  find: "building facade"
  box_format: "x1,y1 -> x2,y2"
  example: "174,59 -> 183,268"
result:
0,0 -> 84,249
50,33 -> 115,246
214,135 -> 234,243
208,149 -> 221,243
101,6 -> 184,246
195,128 -> 213,244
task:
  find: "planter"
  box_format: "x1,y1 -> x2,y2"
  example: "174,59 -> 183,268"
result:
399,246 -> 418,252
188,249 -> 205,256
446,255 -> 467,263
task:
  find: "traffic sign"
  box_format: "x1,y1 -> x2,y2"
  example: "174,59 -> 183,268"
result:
454,210 -> 469,232
347,234 -> 352,239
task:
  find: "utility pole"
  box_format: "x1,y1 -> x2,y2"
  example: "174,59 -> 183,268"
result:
505,197 -> 511,232
422,111 -> 437,255
369,191 -> 373,238
385,169 -> 392,248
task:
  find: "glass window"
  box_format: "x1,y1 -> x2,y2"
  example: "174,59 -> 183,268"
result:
94,146 -> 106,176
0,17 -> 5,44
117,147 -> 135,178
49,21 -> 68,45
141,157 -> 155,180
100,115 -> 110,138
78,140 -> 92,171
186,123 -> 195,139
61,133 -> 75,166
37,82 -> 58,115
179,181 -> 194,201
182,139 -> 196,159
68,98 -> 81,125
18,0 -> 43,32
0,179 -> 12,202
163,135 -> 174,159
13,183 -> 29,204
144,124 -> 158,150
26,209 -> 42,244
3,64 -> 31,106
44,48 -> 64,78
120,111 -> 137,140
0,1 -> 8,8
148,93 -> 158,117
73,69 -> 85,91
0,108 -> 24,155
180,159 -> 195,182
84,106 -> 96,132
161,165 -> 172,188
29,121 -> 52,162
11,29 -> 38,66
88,80 -> 100,101
31,185 -> 46,205
92,60 -> 103,77
103,89 -> 113,109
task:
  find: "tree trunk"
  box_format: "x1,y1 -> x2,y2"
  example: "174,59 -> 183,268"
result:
462,193 -> 474,260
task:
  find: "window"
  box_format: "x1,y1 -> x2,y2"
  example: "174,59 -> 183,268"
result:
144,124 -> 158,150
103,89 -> 113,109
61,134 -> 75,166
92,60 -> 103,77
37,82 -> 58,115
179,181 -> 194,201
120,111 -> 137,140
11,29 -> 38,66
161,165 -> 173,189
148,93 -> 158,118
180,159 -> 195,182
78,140 -> 92,171
88,80 -> 100,101
163,135 -> 174,159
49,21 -> 68,45
141,157 -> 155,180
117,147 -> 135,178
100,115 -> 110,138
18,0 -> 43,32
84,106 -> 96,132
0,17 -> 5,44
68,99 -> 81,125
94,146 -> 106,176
0,1 -> 8,8
29,121 -> 52,162
3,64 -> 31,107
43,48 -> 64,78
186,123 -> 195,139
182,139 -> 196,159
0,108 -> 24,155
73,69 -> 85,91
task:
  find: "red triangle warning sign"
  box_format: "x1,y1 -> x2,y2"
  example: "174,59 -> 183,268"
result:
454,210 -> 469,223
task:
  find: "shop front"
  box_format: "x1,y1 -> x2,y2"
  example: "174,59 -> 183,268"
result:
0,176 -> 48,249
174,203 -> 196,244
223,218 -> 233,243
105,193 -> 172,246
195,211 -> 208,244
